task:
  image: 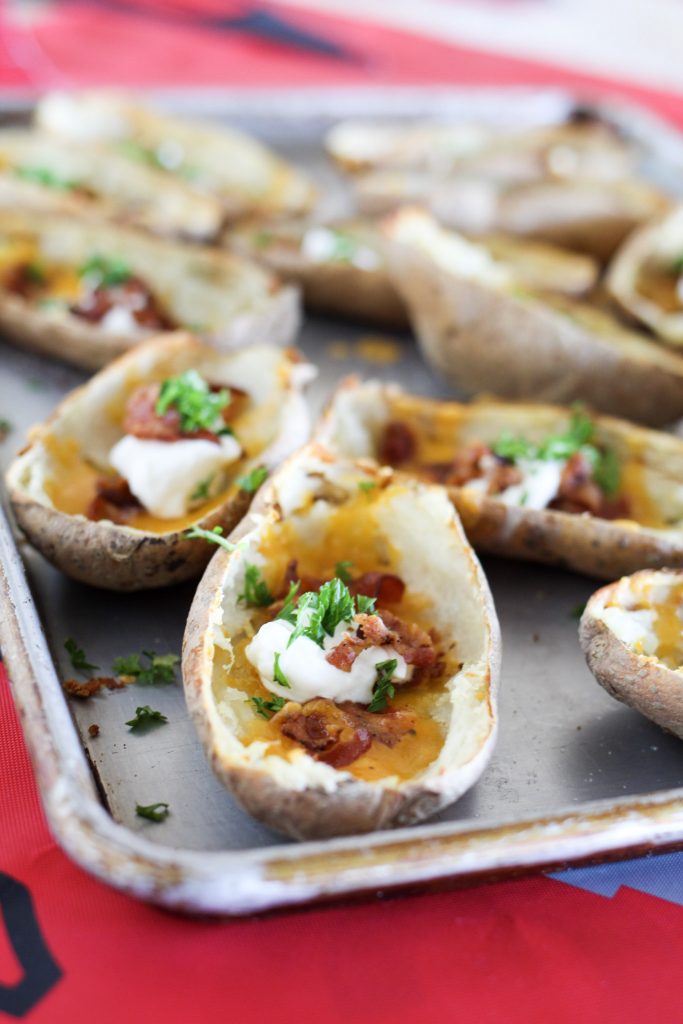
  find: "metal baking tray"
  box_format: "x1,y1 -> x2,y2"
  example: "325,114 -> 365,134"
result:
2,88 -> 683,916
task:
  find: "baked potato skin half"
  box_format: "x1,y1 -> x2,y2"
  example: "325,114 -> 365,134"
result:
384,208 -> 683,427
317,379 -> 683,581
0,208 -> 300,370
227,219 -> 408,330
6,332 -> 312,591
580,571 -> 683,738
182,451 -> 500,839
606,205 -> 683,346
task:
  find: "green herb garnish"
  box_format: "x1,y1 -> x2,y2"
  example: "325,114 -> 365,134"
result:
64,637 -> 99,675
112,651 -> 178,685
358,480 -> 377,493
190,475 -> 214,502
492,407 -> 620,496
672,255 -> 683,274
126,705 -> 168,731
570,602 -> 587,621
253,230 -> 274,248
118,139 -> 159,166
156,369 -> 229,435
184,524 -> 243,552
327,229 -> 360,263
273,652 -> 291,689
79,254 -> 131,287
238,564 -> 273,607
15,165 -> 78,190
235,466 -> 268,493
275,580 -> 301,625
368,658 -> 398,713
0,418 -> 12,438
284,578 -> 375,650
25,262 -> 46,285
136,801 -> 170,823
334,560 -> 353,584
250,694 -> 287,720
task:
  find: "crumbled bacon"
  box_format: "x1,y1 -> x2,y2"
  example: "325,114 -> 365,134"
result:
422,442 -> 523,494
87,475 -> 143,525
122,380 -> 247,444
325,608 -> 435,673
276,697 -> 416,768
69,277 -> 175,331
88,723 -> 100,737
63,676 -> 132,698
379,421 -> 416,466
350,571 -> 405,605
548,452 -> 630,519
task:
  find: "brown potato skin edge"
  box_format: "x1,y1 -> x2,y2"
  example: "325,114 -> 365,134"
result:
388,253 -> 683,427
580,578 -> 683,738
181,476 -> 500,840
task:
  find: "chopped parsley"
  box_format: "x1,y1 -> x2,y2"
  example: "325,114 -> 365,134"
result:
358,480 -> 377,493
326,229 -> 360,263
126,705 -> 168,731
238,564 -> 273,607
275,580 -> 301,625
0,418 -> 12,439
64,637 -> 99,675
190,475 -> 214,502
253,230 -> 274,248
112,650 -> 178,685
492,407 -> 620,497
570,602 -> 587,621
235,466 -> 268,493
118,139 -> 159,166
273,652 -> 291,688
334,560 -> 353,585
25,262 -> 46,285
282,577 -> 376,649
368,658 -> 398,713
156,369 -> 230,435
250,694 -> 287,720
15,165 -> 78,190
79,255 -> 131,288
672,254 -> 683,274
136,801 -> 170,823
185,524 -> 243,552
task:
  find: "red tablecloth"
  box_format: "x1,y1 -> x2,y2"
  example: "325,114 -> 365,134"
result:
1,4 -> 683,1021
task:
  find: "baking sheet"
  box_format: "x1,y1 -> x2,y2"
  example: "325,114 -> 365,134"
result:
2,89 -> 683,912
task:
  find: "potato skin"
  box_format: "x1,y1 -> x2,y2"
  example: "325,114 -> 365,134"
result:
388,244 -> 683,427
6,333 -> 311,591
182,462 -> 500,839
580,574 -> 683,738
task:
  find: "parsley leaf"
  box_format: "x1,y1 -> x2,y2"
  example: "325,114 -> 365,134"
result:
136,801 -> 170,823
112,651 -> 178,685
15,165 -> 78,190
184,524 -> 242,552
358,480 -> 377,493
249,694 -> 287,720
64,637 -> 99,675
235,466 -> 268,493
368,659 -> 398,713
285,578 -> 375,650
126,705 -> 168,731
672,254 -> 683,274
79,254 -> 131,287
570,602 -> 587,621
25,262 -> 46,285
327,229 -> 360,263
334,560 -> 353,584
356,594 -> 377,615
273,652 -> 291,688
238,564 -> 273,607
275,580 -> 301,625
156,369 -> 229,435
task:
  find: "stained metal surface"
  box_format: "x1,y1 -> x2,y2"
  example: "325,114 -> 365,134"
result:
1,89 -> 683,913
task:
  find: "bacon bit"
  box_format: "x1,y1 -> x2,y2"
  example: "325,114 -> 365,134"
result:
4,262 -> 44,299
87,475 -> 143,525
423,442 -> 523,494
379,421 -> 416,466
325,608 -> 435,673
88,723 -> 100,738
122,381 -> 247,444
69,277 -> 175,331
349,571 -> 405,605
276,697 -> 417,768
548,451 -> 631,519
63,675 -> 132,698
